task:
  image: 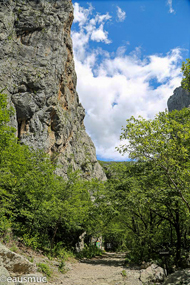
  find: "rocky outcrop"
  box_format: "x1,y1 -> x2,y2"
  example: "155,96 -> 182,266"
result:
162,269 -> 190,285
0,265 -> 14,285
0,243 -> 36,275
167,86 -> 190,112
75,232 -> 86,253
0,0 -> 106,180
140,264 -> 165,284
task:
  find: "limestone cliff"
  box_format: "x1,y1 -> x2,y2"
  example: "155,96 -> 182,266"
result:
0,0 -> 106,180
167,86 -> 190,112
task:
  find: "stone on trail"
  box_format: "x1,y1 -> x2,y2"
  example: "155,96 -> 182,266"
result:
162,269 -> 190,285
140,263 -> 165,284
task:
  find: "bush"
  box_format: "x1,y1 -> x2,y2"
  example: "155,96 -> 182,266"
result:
58,260 -> 67,274
76,245 -> 103,259
37,263 -> 52,277
23,234 -> 39,250
9,244 -> 19,253
50,243 -> 75,261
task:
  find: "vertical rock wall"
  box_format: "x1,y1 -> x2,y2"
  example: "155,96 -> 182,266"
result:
0,0 -> 106,180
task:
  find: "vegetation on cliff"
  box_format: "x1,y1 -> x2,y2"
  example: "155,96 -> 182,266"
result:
181,59 -> 190,92
0,92 -> 104,255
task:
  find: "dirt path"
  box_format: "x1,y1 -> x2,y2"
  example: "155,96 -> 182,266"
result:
58,252 -> 142,285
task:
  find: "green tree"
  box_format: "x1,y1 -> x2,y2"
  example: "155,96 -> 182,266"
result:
101,160 -> 189,267
0,92 -> 17,236
0,92 -> 15,149
0,92 -> 97,251
181,59 -> 190,92
117,108 -> 190,212
108,108 -> 190,265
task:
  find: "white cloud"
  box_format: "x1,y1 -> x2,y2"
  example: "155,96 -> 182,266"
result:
95,13 -> 112,24
72,2 -> 111,58
116,6 -> 126,22
167,0 -> 175,14
72,3 -> 183,161
73,3 -> 93,26
91,24 -> 111,44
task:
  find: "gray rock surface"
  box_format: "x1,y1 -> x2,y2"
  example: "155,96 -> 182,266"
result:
140,263 -> 165,284
0,0 -> 106,180
0,243 -> 36,275
167,86 -> 190,112
75,232 -> 86,253
162,269 -> 190,285
0,265 -> 14,285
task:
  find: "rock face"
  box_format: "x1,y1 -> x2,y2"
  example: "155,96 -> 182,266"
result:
0,243 -> 36,275
0,0 -> 106,180
167,86 -> 190,112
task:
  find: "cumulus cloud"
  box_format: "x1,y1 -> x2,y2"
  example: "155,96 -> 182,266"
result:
91,24 -> 111,44
72,3 -> 111,60
73,2 -> 93,26
116,6 -> 126,22
72,3 -> 183,161
167,0 -> 175,14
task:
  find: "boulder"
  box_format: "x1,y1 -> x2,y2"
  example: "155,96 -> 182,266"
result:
0,265 -> 14,285
0,243 -> 36,275
140,263 -> 165,284
75,232 -> 86,253
162,269 -> 190,285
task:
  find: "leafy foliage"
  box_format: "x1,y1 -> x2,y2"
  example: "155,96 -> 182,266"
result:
2,88 -> 190,270
76,245 -> 103,259
58,260 -> 67,274
37,263 -> 52,277
117,108 -> 190,212
181,59 -> 190,92
0,92 -> 15,149
0,92 -> 104,255
99,108 -> 190,269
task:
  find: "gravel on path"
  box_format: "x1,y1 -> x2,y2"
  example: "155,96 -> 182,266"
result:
59,252 -> 143,285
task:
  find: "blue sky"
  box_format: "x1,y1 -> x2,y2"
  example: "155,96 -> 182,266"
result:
71,0 -> 190,161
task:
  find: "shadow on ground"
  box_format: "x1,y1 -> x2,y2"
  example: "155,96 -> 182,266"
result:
80,252 -> 126,267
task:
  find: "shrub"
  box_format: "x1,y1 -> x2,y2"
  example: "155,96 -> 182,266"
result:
58,260 -> 67,274
37,263 -> 52,277
9,244 -> 19,253
76,245 -> 103,259
23,234 -> 39,250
